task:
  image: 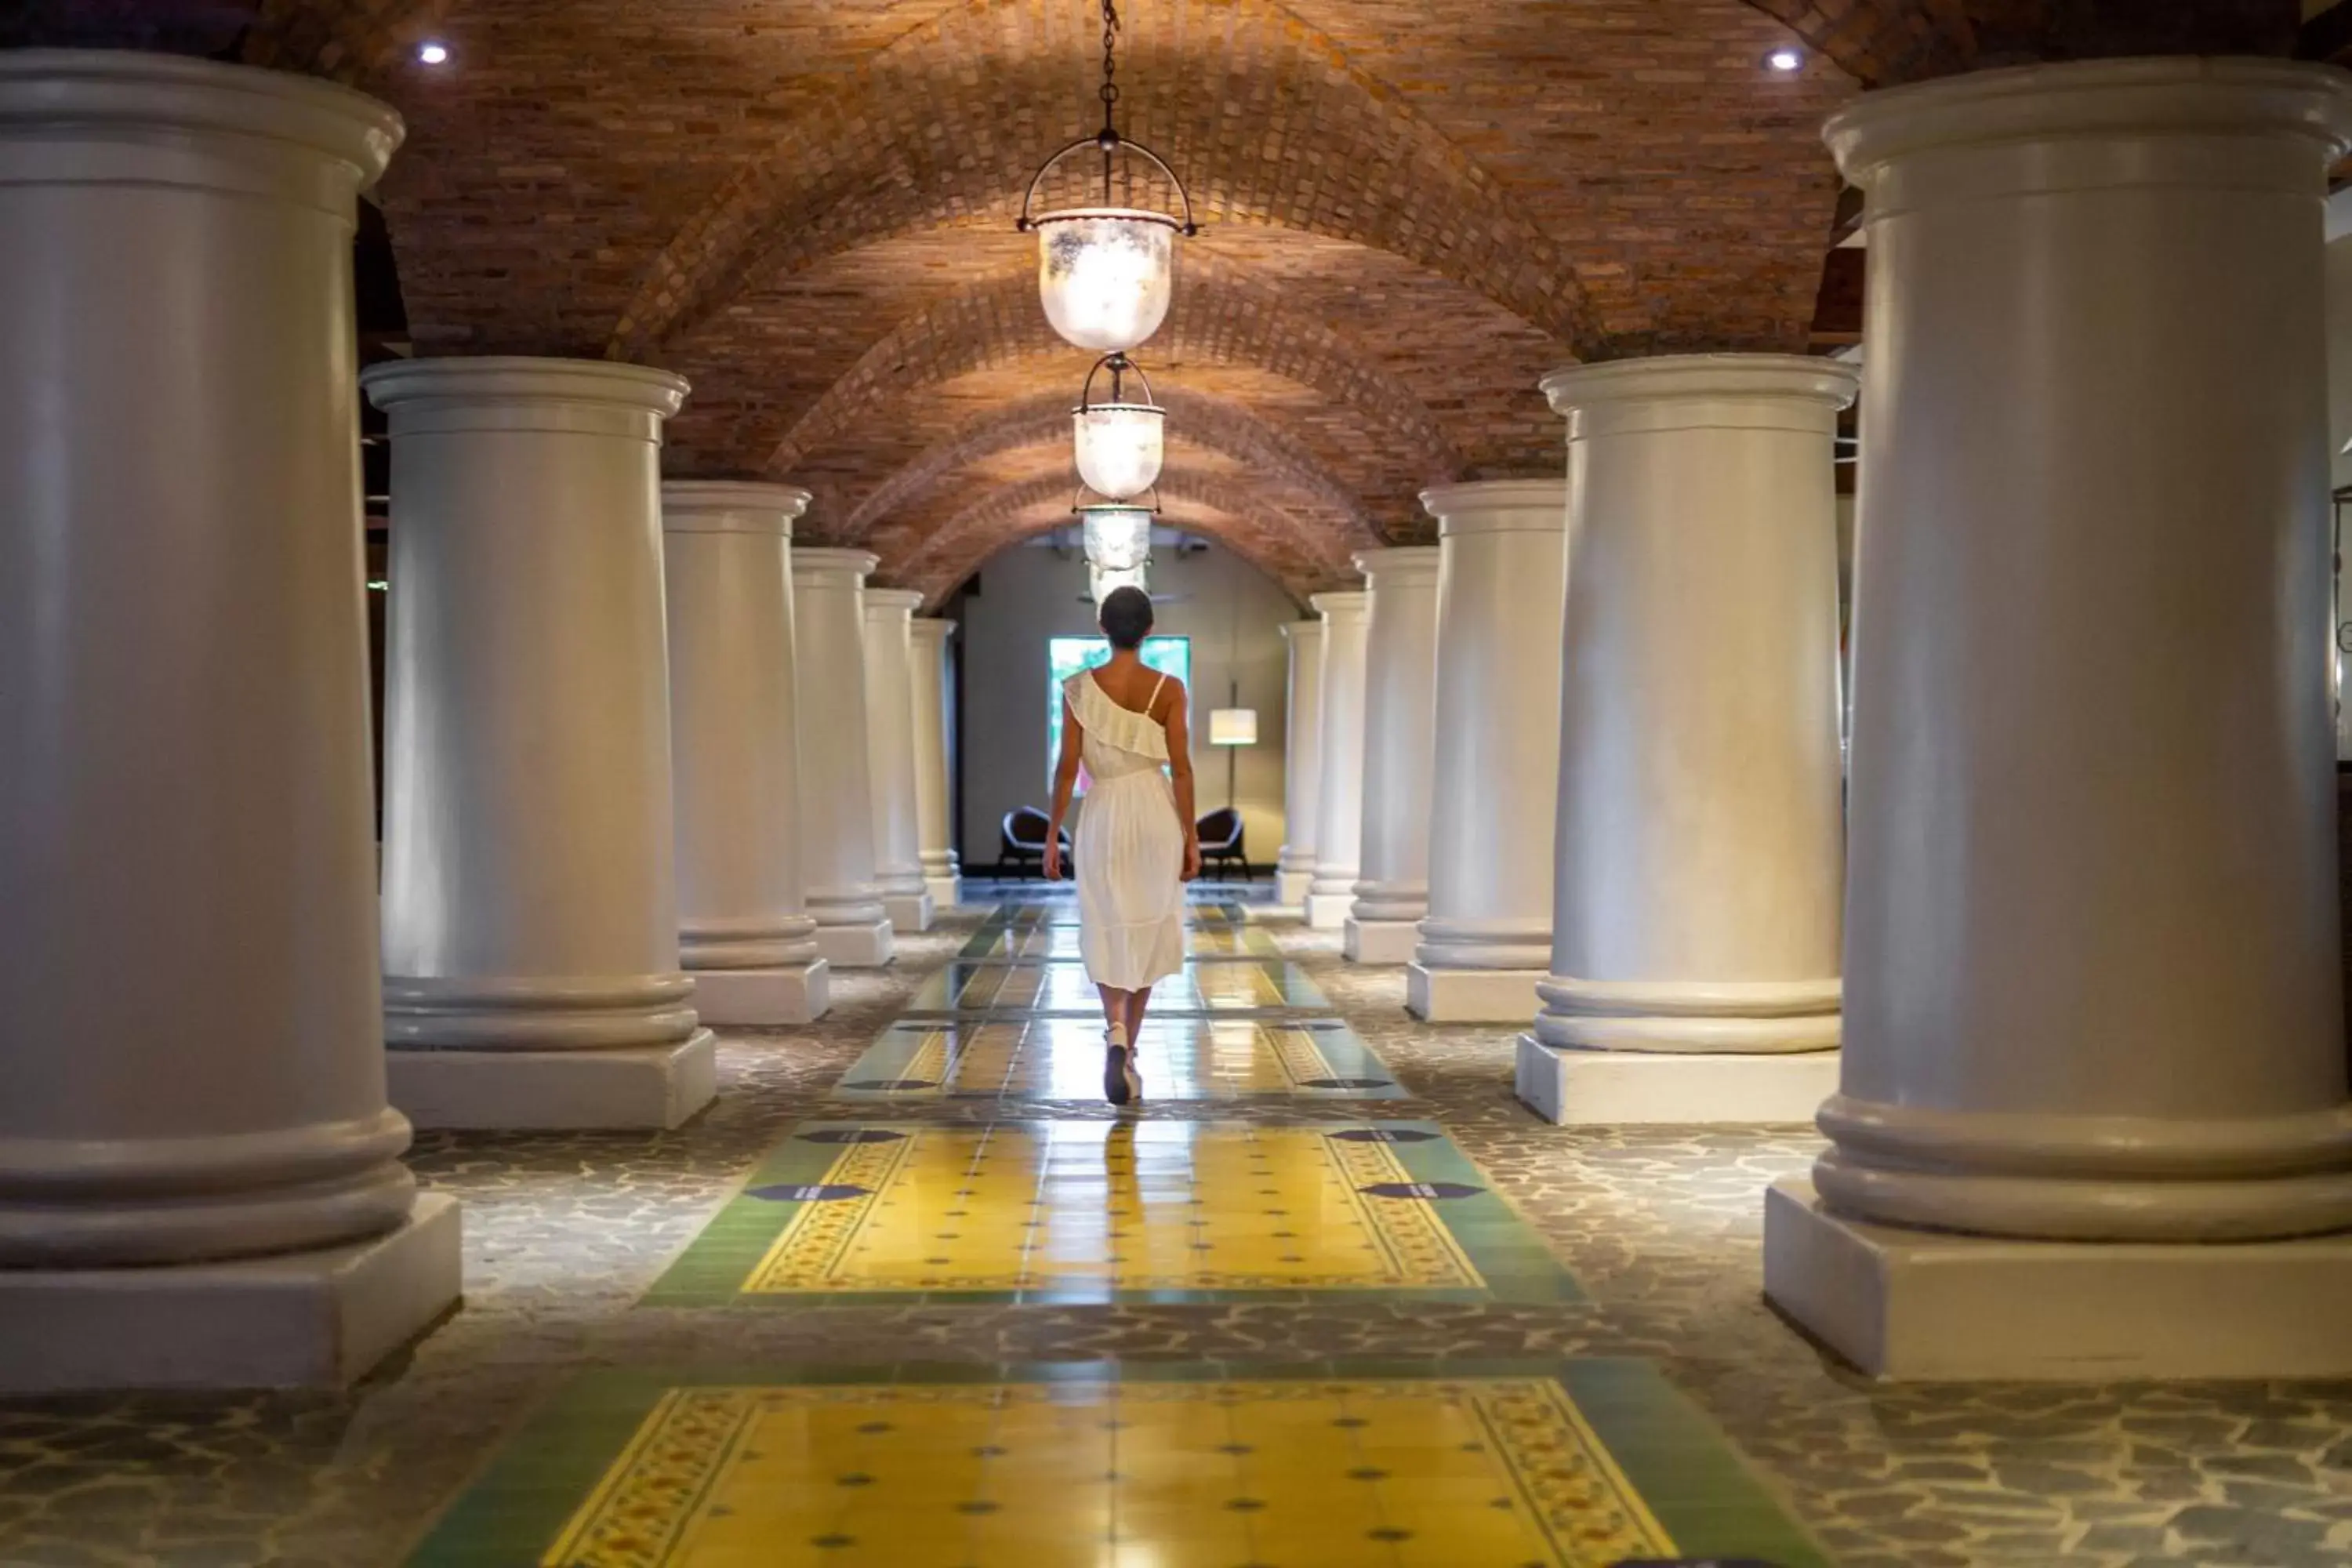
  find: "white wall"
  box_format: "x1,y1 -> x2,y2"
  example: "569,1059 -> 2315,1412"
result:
952,540 -> 1298,869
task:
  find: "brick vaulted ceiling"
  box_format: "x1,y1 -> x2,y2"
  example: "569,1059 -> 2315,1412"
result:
12,0 -> 2315,601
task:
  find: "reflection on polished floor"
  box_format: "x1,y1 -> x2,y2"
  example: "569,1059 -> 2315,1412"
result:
407,1360 -> 1828,1568
961,921 -> 1282,960
838,1017 -> 1402,1101
906,959 -> 1328,1016
643,1119 -> 1574,1305
390,890 -> 1826,1565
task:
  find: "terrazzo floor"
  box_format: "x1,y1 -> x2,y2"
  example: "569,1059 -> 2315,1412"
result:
2,884 -> 2349,1566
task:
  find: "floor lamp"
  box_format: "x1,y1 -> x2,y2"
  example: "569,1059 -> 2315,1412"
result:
1208,702 -> 1257,808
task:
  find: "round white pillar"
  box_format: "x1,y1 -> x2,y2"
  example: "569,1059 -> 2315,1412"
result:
0,52 -> 456,1388
1827,61 -> 2352,1243
660,481 -> 829,1026
365,357 -> 715,1131
909,616 -> 963,909
862,588 -> 932,934
1345,548 -> 1443,964
1409,481 -> 1570,1022
1304,592 -> 1372,930
1764,60 -> 2352,1383
1520,354 -> 1856,1126
794,550 -> 895,967
1275,619 -> 1325,909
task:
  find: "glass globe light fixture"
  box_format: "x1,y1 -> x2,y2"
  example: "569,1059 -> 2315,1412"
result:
1072,352 -> 1164,500
1080,503 -> 1153,573
1090,561 -> 1151,604
1016,0 -> 1196,354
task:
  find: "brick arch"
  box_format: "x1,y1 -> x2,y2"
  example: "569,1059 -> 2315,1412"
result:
863,431 -> 1374,583
769,256 -> 1461,505
846,387 -> 1374,543
601,0 -> 1602,362
894,467 -> 1347,607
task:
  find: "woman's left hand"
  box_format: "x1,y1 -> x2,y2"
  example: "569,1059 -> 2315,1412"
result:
1182,839 -> 1202,882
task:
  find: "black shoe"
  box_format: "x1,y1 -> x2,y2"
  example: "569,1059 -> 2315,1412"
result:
1104,1045 -> 1133,1106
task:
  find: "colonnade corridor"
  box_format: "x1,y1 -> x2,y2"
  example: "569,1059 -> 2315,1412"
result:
0,886 -> 2339,1566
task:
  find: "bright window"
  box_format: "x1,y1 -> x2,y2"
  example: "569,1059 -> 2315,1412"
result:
1047,635 -> 1189,793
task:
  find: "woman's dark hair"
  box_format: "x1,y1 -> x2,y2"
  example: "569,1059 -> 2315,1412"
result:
1098,585 -> 1154,650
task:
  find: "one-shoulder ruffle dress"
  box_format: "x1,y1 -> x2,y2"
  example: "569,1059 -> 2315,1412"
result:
1065,671 -> 1186,991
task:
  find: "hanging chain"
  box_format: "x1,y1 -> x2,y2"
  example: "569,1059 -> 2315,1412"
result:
1097,0 -> 1121,200
1099,0 -> 1120,122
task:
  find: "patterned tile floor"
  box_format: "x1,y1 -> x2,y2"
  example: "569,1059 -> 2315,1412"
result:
2,882 -> 2349,1565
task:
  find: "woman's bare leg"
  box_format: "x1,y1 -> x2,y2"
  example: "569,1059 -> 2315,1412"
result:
1124,985 -> 1152,1046
1098,983 -> 1138,1105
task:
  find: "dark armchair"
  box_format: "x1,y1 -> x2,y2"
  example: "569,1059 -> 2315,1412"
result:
1001,806 -> 1071,878
1196,808 -> 1248,880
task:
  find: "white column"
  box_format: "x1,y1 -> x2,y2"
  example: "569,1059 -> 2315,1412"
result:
862,589 -> 934,933
1764,59 -> 2352,1381
1345,549 -> 1443,964
661,482 -> 830,1025
1304,592 -> 1372,929
1519,354 -> 1855,1126
910,617 -> 963,909
0,52 -> 458,1390
794,550 -> 895,967
366,357 -> 713,1131
1275,620 -> 1325,909
1409,481 -> 1570,1022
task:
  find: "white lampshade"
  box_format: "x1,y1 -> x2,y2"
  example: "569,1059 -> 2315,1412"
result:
1208,708 -> 1258,746
1089,561 -> 1150,604
1073,403 -> 1164,500
1080,505 -> 1152,572
1035,208 -> 1177,353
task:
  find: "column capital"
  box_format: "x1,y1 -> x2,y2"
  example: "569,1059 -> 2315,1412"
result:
908,616 -> 957,647
1421,479 -> 1566,536
793,547 -> 880,583
863,588 -> 925,618
1309,590 -> 1370,622
1280,618 -> 1324,646
1827,57 -> 2352,188
1350,546 -> 1442,584
1541,354 -> 1857,441
0,49 -> 403,204
361,356 -> 688,441
660,481 -> 810,536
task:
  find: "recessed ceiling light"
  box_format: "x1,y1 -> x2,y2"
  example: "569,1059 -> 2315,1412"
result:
1766,46 -> 1802,72
416,40 -> 449,65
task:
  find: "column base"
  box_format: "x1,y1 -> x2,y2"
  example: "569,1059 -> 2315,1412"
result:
389,1031 -> 718,1130
1343,917 -> 1420,964
1305,891 -> 1354,930
1407,963 -> 1542,1022
1762,1175 -> 2352,1380
688,962 -> 829,1025
882,891 -> 935,933
924,875 -> 963,910
0,1193 -> 461,1392
1276,869 -> 1315,908
814,920 -> 895,967
1513,1037 -> 1839,1124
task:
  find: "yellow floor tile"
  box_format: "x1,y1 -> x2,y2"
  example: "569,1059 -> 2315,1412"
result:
741,1123 -> 1483,1296
541,1379 -> 1673,1567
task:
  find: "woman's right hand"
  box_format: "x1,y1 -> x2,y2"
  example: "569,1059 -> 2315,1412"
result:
1043,839 -> 1062,881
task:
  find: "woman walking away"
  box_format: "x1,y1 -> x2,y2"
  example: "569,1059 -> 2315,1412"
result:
1044,586 -> 1200,1105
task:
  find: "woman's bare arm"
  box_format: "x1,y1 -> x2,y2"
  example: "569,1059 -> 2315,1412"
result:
1044,695 -> 1083,880
1161,683 -> 1201,880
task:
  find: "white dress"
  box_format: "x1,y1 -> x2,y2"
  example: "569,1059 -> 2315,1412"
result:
1065,670 -> 1186,991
